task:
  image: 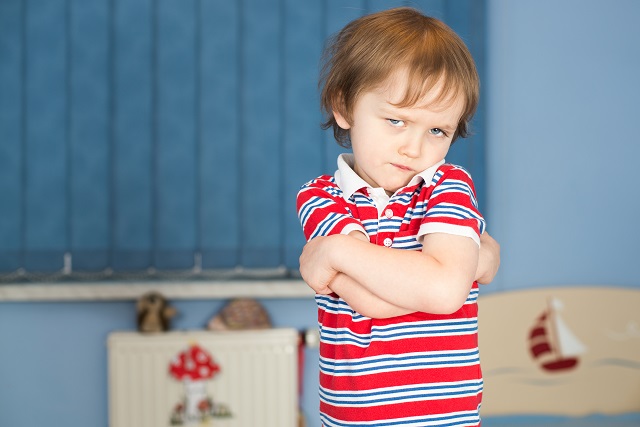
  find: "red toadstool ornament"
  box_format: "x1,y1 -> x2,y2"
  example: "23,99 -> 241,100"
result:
169,344 -> 220,422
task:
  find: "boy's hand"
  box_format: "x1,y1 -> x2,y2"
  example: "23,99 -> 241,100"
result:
299,236 -> 339,295
476,232 -> 500,284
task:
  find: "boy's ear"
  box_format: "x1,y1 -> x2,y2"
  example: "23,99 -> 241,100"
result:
332,108 -> 351,130
331,93 -> 351,130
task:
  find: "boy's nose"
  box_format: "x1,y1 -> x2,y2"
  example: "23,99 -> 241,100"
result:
398,134 -> 422,158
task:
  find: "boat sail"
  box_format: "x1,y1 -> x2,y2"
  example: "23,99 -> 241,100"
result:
529,298 -> 586,372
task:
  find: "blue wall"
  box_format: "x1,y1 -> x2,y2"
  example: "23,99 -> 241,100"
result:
485,0 -> 640,291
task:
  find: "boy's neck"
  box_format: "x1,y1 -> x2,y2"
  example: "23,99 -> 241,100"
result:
334,153 -> 445,212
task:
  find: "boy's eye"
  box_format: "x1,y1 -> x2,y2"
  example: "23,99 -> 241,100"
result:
430,128 -> 446,136
387,118 -> 405,127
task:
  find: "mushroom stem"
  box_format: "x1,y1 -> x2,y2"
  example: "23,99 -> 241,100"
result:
183,379 -> 208,420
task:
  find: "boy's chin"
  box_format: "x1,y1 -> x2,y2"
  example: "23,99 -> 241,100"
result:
383,183 -> 407,195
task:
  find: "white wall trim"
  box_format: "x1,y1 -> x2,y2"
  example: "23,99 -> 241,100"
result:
0,280 -> 313,301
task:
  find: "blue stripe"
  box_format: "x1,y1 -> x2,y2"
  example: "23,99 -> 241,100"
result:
426,203 -> 480,218
321,336 -> 372,347
320,389 -> 483,407
373,319 -> 477,332
321,361 -> 481,375
323,349 -> 479,368
313,212 -> 345,238
320,327 -> 477,347
316,299 -> 353,314
392,236 -> 417,243
393,244 -> 422,250
320,383 -> 483,405
298,196 -> 332,225
321,380 -> 483,399
432,183 -> 479,208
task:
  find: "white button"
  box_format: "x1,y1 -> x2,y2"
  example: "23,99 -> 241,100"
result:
384,209 -> 393,218
383,238 -> 393,247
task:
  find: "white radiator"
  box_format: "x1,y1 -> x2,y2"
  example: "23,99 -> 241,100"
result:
108,328 -> 299,427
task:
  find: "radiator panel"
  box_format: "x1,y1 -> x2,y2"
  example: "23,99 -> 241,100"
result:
108,329 -> 299,427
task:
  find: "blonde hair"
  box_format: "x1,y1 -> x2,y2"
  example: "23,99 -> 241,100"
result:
320,7 -> 479,147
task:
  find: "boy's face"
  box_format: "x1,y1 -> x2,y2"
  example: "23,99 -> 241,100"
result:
333,72 -> 464,196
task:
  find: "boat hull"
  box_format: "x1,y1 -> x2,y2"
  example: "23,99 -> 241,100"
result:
542,358 -> 578,372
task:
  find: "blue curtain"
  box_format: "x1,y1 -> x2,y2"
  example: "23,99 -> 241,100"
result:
0,0 -> 486,276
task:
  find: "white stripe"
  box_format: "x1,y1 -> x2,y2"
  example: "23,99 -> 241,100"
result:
316,295 -> 370,322
419,222 -> 481,246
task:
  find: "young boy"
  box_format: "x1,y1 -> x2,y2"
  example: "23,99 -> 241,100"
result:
296,7 -> 500,427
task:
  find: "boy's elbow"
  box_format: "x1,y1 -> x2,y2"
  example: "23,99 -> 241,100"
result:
426,296 -> 466,315
435,294 -> 467,314
415,279 -> 471,315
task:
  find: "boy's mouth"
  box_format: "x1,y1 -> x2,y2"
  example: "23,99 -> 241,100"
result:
391,163 -> 413,172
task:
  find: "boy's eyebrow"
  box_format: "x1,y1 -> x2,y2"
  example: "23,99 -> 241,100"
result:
381,102 -> 458,131
380,102 -> 411,117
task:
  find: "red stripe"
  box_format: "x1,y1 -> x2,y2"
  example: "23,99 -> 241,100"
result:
529,326 -> 546,339
530,342 -> 553,358
320,334 -> 478,360
320,394 -> 482,423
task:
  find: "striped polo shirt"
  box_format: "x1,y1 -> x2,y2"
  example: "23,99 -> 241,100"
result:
297,154 -> 486,427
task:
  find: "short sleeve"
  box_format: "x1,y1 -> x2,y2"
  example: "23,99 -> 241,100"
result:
418,165 -> 486,246
297,177 -> 367,241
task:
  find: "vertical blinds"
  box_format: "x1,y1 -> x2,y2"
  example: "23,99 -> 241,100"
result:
0,0 -> 485,278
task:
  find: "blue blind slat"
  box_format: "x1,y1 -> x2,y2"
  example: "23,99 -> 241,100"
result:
112,0 -> 154,270
70,0 -> 110,270
241,0 -> 283,267
199,0 -> 241,269
322,1 -> 363,172
0,0 -> 23,271
282,0 -> 325,268
0,0 -> 486,275
155,0 -> 198,269
24,0 -> 67,270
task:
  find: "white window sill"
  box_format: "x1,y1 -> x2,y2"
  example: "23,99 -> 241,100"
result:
0,279 -> 312,301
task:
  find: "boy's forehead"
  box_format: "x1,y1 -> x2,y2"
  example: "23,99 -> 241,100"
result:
373,71 -> 463,113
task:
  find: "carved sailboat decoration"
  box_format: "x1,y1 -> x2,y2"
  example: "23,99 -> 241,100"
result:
529,298 -> 586,372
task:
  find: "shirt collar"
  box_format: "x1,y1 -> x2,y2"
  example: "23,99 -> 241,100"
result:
334,153 -> 445,201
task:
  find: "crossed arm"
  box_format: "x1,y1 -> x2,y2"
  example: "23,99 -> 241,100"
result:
299,231 -> 500,318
